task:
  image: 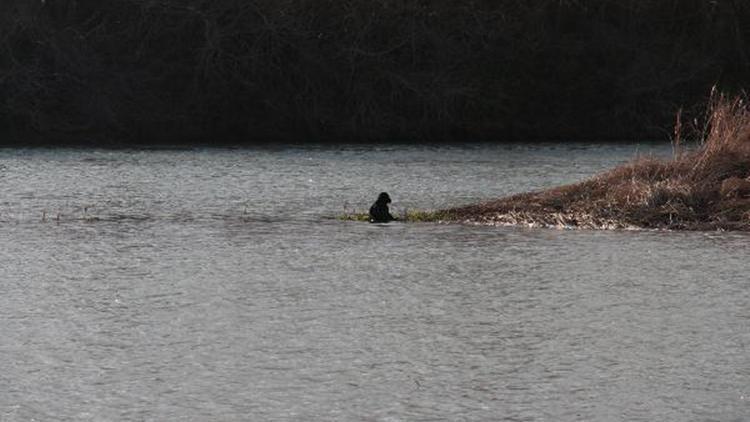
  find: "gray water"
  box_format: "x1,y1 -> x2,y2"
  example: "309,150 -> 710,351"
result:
0,144 -> 748,421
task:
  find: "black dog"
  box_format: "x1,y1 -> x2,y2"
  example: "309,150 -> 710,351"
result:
369,192 -> 395,223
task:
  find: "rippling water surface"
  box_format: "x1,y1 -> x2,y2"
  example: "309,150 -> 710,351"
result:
1,144 -> 748,421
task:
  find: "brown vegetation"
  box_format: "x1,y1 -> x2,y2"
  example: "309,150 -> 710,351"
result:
447,95 -> 750,231
1,1 -> 749,145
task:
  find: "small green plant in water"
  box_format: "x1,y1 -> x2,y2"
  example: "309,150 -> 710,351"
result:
338,212 -> 370,222
401,209 -> 453,222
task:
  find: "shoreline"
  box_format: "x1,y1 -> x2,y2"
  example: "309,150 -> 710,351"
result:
443,96 -> 750,232
341,95 -> 750,232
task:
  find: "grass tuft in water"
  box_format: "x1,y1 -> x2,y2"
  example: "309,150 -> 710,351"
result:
338,212 -> 371,222
338,209 -> 455,223
401,209 -> 455,222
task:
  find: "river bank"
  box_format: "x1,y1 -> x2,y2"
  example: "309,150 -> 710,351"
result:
443,96 -> 750,231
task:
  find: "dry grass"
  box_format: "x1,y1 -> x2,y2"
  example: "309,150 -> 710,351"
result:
447,94 -> 750,231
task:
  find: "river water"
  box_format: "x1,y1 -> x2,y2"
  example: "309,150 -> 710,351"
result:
0,144 -> 748,421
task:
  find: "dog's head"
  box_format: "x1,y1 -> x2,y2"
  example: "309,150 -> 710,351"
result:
376,192 -> 392,204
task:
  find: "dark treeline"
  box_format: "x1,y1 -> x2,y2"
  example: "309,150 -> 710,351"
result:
1,0 -> 749,145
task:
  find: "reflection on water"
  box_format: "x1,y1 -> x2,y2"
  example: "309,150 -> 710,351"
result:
1,144 -> 748,421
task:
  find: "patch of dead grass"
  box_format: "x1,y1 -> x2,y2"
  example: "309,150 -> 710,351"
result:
447,93 -> 750,231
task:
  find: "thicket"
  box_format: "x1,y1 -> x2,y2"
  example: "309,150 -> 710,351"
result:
1,0 -> 749,145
